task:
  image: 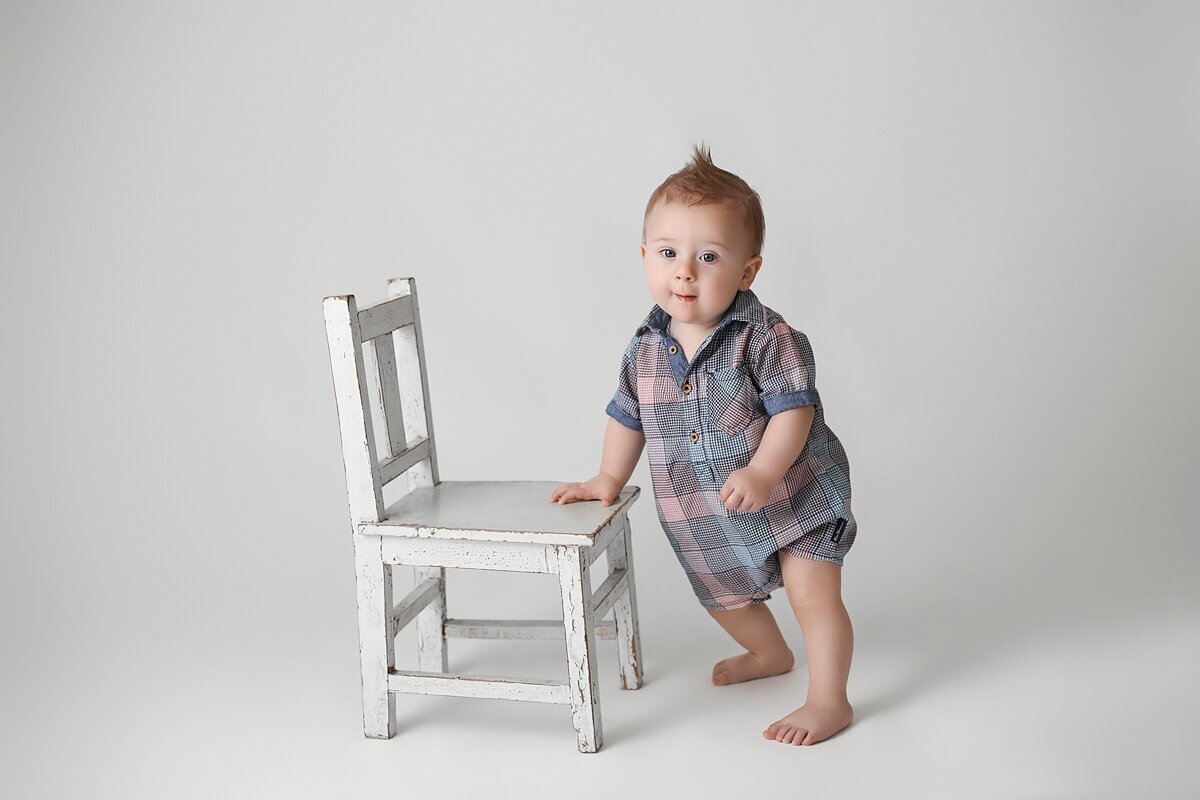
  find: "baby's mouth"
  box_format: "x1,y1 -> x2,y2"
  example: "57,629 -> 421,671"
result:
674,293 -> 697,303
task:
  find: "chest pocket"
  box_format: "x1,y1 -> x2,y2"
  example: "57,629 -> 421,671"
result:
705,366 -> 762,437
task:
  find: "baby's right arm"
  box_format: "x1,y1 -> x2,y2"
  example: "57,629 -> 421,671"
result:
550,417 -> 645,506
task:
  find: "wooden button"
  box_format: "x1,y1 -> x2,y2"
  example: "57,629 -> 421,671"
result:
682,383 -> 692,394
689,431 -> 699,443
668,345 -> 678,355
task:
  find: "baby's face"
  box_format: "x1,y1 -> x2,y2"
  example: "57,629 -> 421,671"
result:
641,199 -> 762,333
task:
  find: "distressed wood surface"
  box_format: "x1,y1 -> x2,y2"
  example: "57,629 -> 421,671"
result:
357,292 -> 415,342
556,545 -> 603,753
586,517 -> 623,566
388,277 -> 440,487
382,536 -> 556,573
391,577 -> 440,637
388,670 -> 569,704
354,533 -> 395,738
589,568 -> 629,623
323,295 -> 385,523
445,619 -> 617,640
385,280 -> 449,674
370,329 -> 408,461
369,481 -> 640,545
413,565 -> 448,672
608,514 -> 644,690
377,438 -> 431,486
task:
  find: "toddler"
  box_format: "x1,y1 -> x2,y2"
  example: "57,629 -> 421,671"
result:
551,144 -> 857,747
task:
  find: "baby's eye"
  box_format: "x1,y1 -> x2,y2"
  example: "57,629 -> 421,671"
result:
659,248 -> 676,259
699,252 -> 718,263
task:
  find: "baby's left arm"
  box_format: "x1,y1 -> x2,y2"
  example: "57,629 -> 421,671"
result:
719,405 -> 815,513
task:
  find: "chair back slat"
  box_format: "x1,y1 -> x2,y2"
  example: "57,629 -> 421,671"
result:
378,438 -> 432,485
388,278 -> 440,490
357,294 -> 415,342
371,331 -> 408,458
324,277 -> 440,524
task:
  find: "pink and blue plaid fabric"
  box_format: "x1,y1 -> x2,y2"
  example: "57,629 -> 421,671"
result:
606,289 -> 856,612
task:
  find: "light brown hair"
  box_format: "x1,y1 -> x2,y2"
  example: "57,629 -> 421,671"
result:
643,143 -> 765,256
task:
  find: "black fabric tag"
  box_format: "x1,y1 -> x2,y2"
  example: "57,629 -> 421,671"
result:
831,517 -> 847,543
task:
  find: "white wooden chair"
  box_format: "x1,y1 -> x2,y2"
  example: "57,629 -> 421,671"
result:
323,277 -> 643,753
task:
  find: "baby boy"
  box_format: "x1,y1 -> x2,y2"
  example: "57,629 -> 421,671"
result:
551,145 -> 857,746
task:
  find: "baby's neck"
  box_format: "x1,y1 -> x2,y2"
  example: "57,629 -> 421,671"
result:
668,319 -> 717,362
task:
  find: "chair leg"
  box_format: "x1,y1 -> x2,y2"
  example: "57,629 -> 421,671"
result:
414,566 -> 448,672
353,534 -> 395,739
556,545 -> 603,753
608,514 -> 644,690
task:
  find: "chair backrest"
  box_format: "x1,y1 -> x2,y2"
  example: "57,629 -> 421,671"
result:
323,277 -> 440,523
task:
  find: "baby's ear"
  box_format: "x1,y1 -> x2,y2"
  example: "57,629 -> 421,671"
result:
639,242 -> 647,258
740,256 -> 763,289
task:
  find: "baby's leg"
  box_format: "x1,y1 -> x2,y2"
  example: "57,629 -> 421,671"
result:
706,602 -> 795,685
763,552 -> 854,746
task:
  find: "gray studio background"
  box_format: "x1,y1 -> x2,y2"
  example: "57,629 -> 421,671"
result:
3,2 -> 1197,798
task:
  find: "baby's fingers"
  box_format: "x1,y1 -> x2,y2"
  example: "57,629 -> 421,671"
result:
550,483 -> 582,503
724,487 -> 744,510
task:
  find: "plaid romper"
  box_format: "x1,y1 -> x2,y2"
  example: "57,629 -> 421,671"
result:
605,289 -> 856,612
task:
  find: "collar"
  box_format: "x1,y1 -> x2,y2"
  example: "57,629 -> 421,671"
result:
636,288 -> 768,336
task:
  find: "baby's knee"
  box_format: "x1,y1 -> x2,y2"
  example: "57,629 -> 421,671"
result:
779,553 -> 843,606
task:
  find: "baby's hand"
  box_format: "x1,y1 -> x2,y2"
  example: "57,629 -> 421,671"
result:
720,465 -> 775,513
550,474 -> 622,506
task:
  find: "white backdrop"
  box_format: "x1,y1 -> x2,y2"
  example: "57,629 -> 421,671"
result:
3,2 -> 1197,797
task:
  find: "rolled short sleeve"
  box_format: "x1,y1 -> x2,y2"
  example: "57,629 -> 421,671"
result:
753,322 -> 822,415
605,335 -> 643,431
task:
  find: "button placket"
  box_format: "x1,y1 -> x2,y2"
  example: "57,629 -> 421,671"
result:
662,338 -> 690,386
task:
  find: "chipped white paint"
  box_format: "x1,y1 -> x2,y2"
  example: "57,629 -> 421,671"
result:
557,545 -> 603,753
368,320 -> 407,459
586,515 -> 623,566
377,438 -> 431,486
387,277 -> 440,490
382,536 -> 557,573
608,514 -> 644,690
323,295 -> 385,523
390,577 -> 441,638
353,533 -> 395,738
324,277 -> 643,752
444,619 -> 618,640
357,292 -> 415,342
364,481 -> 639,546
590,568 -> 629,623
412,564 -> 448,673
386,279 -> 448,673
388,670 -> 569,704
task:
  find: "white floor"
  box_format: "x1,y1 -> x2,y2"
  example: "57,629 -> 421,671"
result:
9,565 -> 1197,799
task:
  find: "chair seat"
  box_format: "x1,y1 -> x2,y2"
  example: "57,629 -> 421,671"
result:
362,480 -> 641,545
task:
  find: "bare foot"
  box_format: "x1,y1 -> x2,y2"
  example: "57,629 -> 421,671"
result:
712,649 -> 794,685
763,699 -> 853,745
